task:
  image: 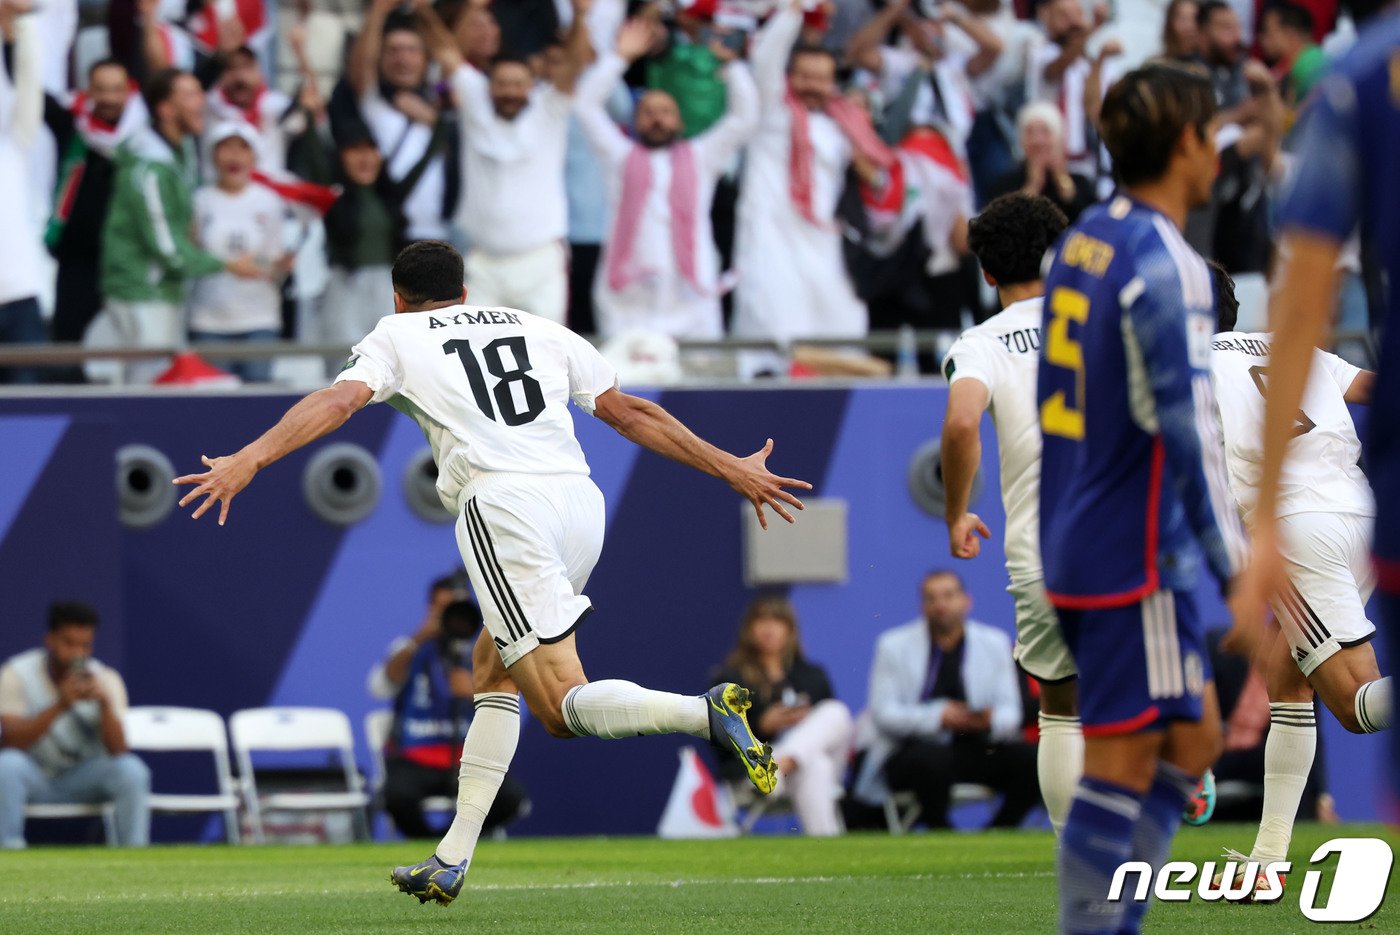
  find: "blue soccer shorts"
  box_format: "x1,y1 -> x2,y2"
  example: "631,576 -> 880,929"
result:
1054,588 -> 1212,736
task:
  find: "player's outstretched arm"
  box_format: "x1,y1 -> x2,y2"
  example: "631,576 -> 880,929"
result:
592,388 -> 811,529
173,381 -> 374,525
940,378 -> 992,559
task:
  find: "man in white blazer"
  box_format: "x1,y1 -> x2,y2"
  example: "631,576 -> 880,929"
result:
852,570 -> 1039,828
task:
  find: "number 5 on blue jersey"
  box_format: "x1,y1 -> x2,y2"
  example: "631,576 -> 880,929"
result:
1041,287 -> 1090,441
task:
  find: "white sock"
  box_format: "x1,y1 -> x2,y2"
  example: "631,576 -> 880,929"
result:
435,692 -> 520,867
560,680 -> 709,740
1037,713 -> 1084,836
1251,702 -> 1316,864
1355,677 -> 1392,733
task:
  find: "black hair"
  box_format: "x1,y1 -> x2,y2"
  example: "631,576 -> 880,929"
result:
429,575 -> 458,597
392,240 -> 465,305
141,67 -> 188,116
440,600 -> 483,638
968,194 -> 1069,288
1209,260 -> 1239,332
383,9 -> 424,38
787,43 -> 837,72
1100,63 -> 1217,187
1262,1 -> 1314,35
1196,0 -> 1234,28
228,45 -> 259,64
87,57 -> 127,82
48,601 -> 99,632
489,52 -> 533,75
922,569 -> 966,592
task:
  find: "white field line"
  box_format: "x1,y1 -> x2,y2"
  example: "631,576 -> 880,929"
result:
0,870 -> 1056,903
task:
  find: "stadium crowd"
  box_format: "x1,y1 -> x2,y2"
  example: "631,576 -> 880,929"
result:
0,0 -> 1371,384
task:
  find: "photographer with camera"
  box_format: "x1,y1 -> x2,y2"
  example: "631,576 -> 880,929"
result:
0,601 -> 150,849
367,578 -> 528,839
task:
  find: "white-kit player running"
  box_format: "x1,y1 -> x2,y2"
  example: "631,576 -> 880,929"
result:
173,241 -> 808,905
938,193 -> 1083,835
1208,262 -> 1391,890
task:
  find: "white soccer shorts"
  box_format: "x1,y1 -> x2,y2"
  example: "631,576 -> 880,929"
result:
453,473 -> 605,667
1272,511 -> 1376,677
1010,578 -> 1077,683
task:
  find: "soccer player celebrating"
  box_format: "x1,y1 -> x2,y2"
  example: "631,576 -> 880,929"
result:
940,193 -> 1082,836
173,241 -> 808,905
1208,262 -> 1390,891
1231,2 -> 1400,797
1036,65 -> 1248,934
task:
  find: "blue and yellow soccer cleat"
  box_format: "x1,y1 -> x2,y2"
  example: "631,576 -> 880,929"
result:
706,683 -> 777,795
1183,768 -> 1217,826
389,854 -> 467,906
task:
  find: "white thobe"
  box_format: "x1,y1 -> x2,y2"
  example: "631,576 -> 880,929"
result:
574,53 -> 758,341
732,7 -> 867,346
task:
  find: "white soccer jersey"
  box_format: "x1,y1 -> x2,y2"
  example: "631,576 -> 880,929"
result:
941,296 -> 1044,582
1210,332 -> 1374,525
335,306 -> 618,512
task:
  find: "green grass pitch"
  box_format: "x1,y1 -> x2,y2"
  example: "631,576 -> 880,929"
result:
0,823 -> 1392,934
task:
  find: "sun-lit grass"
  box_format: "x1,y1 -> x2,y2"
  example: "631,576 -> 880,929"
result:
0,822 -> 1391,934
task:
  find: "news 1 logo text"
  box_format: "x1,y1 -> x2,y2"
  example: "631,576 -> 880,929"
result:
1108,838 -> 1394,922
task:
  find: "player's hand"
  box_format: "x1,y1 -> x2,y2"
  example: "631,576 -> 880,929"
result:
947,512 -> 990,559
173,453 -> 259,526
726,438 -> 812,530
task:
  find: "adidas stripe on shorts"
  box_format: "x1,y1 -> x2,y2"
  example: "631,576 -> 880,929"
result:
1272,510 -> 1376,677
454,473 -> 605,667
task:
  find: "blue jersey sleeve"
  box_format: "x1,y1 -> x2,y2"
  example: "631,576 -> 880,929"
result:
1122,235 -> 1247,591
1277,73 -> 1362,243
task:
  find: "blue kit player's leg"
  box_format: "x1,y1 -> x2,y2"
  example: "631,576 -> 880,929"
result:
1055,589 -> 1220,935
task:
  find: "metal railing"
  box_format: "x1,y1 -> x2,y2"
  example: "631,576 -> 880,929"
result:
0,328 -> 1376,382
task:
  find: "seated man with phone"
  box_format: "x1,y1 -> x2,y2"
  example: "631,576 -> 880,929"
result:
0,602 -> 150,848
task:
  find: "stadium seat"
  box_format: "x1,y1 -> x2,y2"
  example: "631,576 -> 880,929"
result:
362,709 -> 455,822
124,706 -> 242,844
23,802 -> 116,845
229,707 -> 372,844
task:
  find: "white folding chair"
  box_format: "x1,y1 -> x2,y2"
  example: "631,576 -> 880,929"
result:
363,710 -> 455,820
883,783 -> 997,834
23,803 -> 116,845
229,707 -> 371,844
124,706 -> 242,844
883,790 -> 922,834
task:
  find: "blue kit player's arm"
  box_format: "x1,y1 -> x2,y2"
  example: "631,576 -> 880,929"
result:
1121,238 -> 1248,591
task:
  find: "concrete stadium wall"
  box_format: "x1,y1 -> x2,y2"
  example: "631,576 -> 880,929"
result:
0,387 -> 1386,835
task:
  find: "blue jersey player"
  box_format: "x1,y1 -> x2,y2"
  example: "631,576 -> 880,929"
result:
1036,65 -> 1249,935
1234,3 -> 1400,787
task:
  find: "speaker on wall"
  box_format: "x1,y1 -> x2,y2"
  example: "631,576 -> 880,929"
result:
117,445 -> 178,529
302,443 -> 382,526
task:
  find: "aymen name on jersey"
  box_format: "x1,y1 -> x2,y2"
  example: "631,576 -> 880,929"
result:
427,309 -> 524,328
